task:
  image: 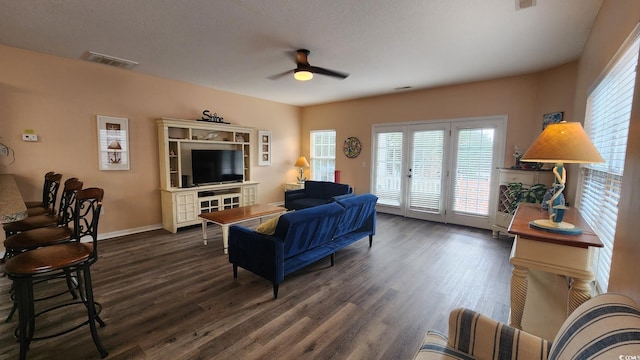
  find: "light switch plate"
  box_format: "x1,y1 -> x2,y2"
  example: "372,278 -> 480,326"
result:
22,134 -> 38,142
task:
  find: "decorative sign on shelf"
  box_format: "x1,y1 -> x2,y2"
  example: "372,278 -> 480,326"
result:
197,109 -> 229,124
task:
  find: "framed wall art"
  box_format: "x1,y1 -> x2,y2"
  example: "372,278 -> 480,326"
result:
542,111 -> 564,129
343,137 -> 362,158
258,130 -> 271,166
97,115 -> 130,170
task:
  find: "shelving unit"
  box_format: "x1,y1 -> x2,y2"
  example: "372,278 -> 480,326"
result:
492,168 -> 554,238
157,118 -> 258,233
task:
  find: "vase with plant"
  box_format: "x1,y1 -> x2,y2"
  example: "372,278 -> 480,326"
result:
513,146 -> 523,169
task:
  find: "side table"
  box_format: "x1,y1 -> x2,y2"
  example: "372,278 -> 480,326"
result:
507,203 -> 603,333
284,182 -> 304,191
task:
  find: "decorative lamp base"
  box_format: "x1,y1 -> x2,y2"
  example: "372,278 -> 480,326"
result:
297,168 -> 306,184
529,219 -> 583,235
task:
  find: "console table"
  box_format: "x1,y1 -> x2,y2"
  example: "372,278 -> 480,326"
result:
507,203 -> 602,332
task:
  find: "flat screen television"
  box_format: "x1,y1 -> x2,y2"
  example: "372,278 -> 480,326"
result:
191,149 -> 244,185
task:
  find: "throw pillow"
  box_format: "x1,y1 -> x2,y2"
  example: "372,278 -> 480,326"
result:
255,215 -> 280,235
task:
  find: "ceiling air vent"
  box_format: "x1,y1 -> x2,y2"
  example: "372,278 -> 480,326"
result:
81,51 -> 139,69
515,0 -> 536,11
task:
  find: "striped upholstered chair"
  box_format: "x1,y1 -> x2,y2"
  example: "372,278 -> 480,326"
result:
414,293 -> 640,360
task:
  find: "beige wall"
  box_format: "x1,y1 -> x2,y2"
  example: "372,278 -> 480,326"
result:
574,0 -> 640,303
301,64 -> 578,197
2,0 -> 638,303
0,45 -> 300,237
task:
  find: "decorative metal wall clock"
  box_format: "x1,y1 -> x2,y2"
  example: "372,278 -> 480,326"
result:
343,137 -> 362,158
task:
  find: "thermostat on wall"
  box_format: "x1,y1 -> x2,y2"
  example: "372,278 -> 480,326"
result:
22,134 -> 38,142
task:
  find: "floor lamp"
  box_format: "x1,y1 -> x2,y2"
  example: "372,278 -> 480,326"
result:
520,121 -> 604,234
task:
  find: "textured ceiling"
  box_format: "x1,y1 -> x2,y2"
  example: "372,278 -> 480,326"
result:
0,0 -> 603,106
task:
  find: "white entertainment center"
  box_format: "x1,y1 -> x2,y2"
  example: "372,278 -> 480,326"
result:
157,118 -> 258,233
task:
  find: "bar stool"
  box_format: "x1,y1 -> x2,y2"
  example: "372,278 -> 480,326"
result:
25,173 -> 62,217
4,178 -> 82,239
3,179 -> 83,322
24,171 -> 54,208
5,188 -> 108,360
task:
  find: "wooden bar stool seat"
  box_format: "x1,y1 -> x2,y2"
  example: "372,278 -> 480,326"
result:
4,215 -> 64,234
26,207 -> 50,217
5,243 -> 93,275
4,227 -> 74,256
24,200 -> 44,208
4,188 -> 108,360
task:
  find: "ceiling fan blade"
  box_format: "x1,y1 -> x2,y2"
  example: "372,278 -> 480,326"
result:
267,69 -> 294,80
310,66 -> 349,79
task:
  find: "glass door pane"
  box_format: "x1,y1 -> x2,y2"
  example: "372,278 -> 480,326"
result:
405,123 -> 449,222
409,130 -> 444,211
446,118 -> 505,230
373,130 -> 404,210
452,128 -> 495,216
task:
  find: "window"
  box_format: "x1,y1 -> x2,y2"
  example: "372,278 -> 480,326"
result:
576,26 -> 639,293
310,130 -> 336,181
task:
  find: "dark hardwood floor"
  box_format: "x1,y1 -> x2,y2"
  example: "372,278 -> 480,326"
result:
0,213 -> 513,360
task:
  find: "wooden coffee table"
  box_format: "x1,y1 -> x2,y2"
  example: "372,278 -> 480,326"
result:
199,204 -> 287,254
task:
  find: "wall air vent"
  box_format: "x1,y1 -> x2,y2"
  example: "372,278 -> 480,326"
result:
81,51 -> 139,69
515,0 -> 536,11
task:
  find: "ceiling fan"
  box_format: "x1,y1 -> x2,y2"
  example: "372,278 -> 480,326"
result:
269,49 -> 349,81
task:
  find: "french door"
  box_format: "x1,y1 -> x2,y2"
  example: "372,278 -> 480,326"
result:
372,116 -> 506,229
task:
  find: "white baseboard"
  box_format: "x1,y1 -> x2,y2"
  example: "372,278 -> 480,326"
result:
97,223 -> 163,240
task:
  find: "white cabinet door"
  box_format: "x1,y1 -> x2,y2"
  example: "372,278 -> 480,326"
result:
174,191 -> 197,224
242,184 -> 258,206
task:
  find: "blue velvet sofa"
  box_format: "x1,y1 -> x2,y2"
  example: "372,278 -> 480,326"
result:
228,193 -> 378,298
284,180 -> 353,210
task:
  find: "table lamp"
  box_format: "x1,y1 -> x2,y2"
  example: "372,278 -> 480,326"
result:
295,156 -> 310,183
520,121 -> 604,234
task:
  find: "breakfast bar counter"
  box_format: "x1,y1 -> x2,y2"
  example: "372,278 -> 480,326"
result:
0,174 -> 27,224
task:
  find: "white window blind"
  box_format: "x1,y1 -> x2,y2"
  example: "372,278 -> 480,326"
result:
374,132 -> 404,206
453,128 -> 495,216
577,27 -> 639,293
409,130 -> 444,212
310,130 -> 336,181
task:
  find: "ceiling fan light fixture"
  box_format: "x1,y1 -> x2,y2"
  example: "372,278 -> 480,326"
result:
294,69 -> 313,81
